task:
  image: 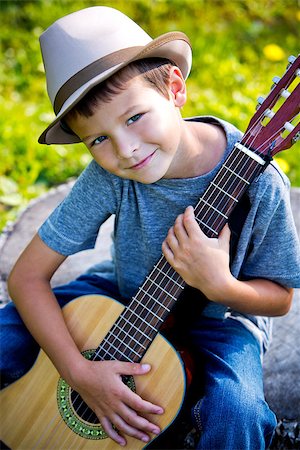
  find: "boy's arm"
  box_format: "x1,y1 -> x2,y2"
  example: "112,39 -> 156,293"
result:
8,234 -> 163,446
162,206 -> 293,317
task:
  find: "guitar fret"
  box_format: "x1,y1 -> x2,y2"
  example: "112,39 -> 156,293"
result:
143,269 -> 176,295
133,294 -> 169,321
143,281 -> 176,305
103,338 -> 137,361
155,266 -> 184,289
199,198 -> 229,219
103,332 -> 144,358
103,330 -> 146,356
117,315 -> 152,342
195,217 -> 219,236
210,182 -> 239,202
223,164 -> 250,184
139,280 -> 174,306
97,340 -> 132,362
127,309 -> 159,331
139,287 -> 177,303
112,323 -> 147,349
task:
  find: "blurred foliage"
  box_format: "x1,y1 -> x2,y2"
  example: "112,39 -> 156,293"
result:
0,0 -> 299,231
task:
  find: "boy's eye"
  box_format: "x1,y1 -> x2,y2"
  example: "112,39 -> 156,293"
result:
91,135 -> 107,146
127,114 -> 142,125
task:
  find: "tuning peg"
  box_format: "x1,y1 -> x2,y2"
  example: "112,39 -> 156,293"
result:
288,55 -> 296,64
286,55 -> 296,70
256,96 -> 265,109
272,76 -> 281,84
271,76 -> 281,89
271,76 -> 281,90
284,122 -> 295,132
281,89 -> 291,99
264,108 -> 275,119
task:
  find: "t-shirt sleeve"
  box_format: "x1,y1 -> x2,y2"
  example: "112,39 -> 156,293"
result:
239,164 -> 300,288
38,161 -> 118,255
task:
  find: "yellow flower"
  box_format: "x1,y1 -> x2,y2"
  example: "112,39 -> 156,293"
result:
275,157 -> 290,174
263,44 -> 285,62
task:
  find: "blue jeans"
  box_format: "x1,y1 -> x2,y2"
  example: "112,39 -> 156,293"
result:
0,274 -> 276,449
189,317 -> 276,449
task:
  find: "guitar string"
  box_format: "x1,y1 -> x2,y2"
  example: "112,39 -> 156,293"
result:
39,134 -> 286,450
80,73 -> 300,370
58,103 -> 279,442
56,98 -> 288,447
68,70 -> 298,374
51,127 -> 300,449
63,71 -> 300,447
96,95 -> 300,362
50,262 -> 184,449
35,74 -> 297,448
99,105 -> 300,366
93,111 -> 272,357
58,102 -> 292,448
58,115 -> 274,440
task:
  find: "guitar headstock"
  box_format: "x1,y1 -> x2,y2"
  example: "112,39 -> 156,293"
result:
242,54 -> 300,158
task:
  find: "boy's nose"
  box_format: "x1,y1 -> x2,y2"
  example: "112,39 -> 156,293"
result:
115,137 -> 138,159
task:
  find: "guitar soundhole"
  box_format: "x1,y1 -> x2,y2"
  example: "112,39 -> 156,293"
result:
57,349 -> 137,440
70,390 -> 99,424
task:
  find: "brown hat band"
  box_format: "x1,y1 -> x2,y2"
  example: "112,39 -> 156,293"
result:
53,46 -> 143,115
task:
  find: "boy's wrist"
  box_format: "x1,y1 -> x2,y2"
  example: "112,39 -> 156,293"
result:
57,350 -> 89,388
55,350 -> 88,389
201,273 -> 237,304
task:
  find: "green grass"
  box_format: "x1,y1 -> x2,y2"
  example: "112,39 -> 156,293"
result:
1,0 -> 299,230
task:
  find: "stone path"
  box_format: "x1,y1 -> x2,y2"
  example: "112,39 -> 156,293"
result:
0,184 -> 299,421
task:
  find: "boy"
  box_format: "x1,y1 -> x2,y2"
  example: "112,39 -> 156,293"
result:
1,6 -> 300,449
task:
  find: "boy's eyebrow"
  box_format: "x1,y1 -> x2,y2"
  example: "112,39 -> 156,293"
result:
82,133 -> 97,143
122,105 -> 142,117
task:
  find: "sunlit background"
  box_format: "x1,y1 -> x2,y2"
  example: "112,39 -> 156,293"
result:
1,0 -> 299,230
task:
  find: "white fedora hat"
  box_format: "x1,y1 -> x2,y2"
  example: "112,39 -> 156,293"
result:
38,6 -> 192,145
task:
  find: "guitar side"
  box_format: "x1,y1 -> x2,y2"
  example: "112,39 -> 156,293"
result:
0,295 -> 186,449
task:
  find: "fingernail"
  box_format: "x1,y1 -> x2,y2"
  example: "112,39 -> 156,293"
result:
141,363 -> 151,371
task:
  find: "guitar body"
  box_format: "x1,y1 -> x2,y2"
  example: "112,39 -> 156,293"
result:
0,295 -> 186,449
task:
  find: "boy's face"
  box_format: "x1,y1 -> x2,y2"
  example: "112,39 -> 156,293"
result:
66,71 -> 186,184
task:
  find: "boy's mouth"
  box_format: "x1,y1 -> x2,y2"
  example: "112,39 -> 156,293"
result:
129,150 -> 157,170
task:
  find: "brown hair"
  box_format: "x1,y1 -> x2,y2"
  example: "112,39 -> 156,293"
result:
64,58 -> 175,124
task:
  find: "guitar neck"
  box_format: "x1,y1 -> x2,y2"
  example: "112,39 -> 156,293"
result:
94,142 -> 268,364
194,140 -> 266,238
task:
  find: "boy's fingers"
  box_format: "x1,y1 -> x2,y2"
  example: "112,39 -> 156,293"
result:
113,407 -> 161,440
166,227 -> 180,249
219,223 -> 231,249
110,414 -> 149,445
115,361 -> 152,376
183,206 -> 201,233
101,416 -> 127,446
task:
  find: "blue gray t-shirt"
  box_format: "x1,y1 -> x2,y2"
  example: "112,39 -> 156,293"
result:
39,116 -> 300,352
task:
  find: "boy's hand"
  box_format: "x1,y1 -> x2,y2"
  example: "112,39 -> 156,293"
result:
70,359 -> 164,447
162,205 -> 233,301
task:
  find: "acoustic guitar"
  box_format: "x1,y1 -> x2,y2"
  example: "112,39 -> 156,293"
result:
1,55 -> 299,449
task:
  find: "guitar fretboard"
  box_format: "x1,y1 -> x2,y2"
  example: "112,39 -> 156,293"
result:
94,143 -> 266,363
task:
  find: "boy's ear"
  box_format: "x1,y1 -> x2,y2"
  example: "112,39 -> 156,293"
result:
169,67 -> 187,108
